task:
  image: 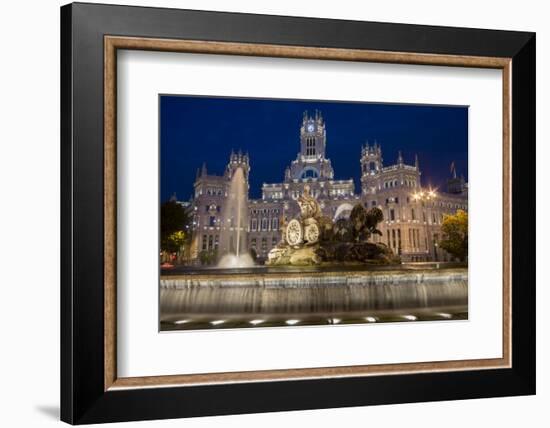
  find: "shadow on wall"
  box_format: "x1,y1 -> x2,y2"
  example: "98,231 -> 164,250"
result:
35,405 -> 59,420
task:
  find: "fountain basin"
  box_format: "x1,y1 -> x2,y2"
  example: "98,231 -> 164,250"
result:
160,267 -> 468,330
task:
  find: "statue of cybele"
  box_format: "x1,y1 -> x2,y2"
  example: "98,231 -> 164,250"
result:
268,183 -> 397,266
284,185 -> 321,246
297,184 -> 320,219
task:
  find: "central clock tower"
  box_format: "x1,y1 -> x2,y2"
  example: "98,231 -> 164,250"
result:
281,110 -> 336,184
300,110 -> 326,160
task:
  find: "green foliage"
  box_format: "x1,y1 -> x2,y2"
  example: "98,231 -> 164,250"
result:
160,200 -> 191,253
164,230 -> 186,254
199,249 -> 217,266
439,209 -> 468,262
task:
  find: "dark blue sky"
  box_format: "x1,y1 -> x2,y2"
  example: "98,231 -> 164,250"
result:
160,95 -> 468,201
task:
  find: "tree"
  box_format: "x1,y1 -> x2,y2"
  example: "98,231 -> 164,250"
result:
160,200 -> 191,253
199,249 -> 217,266
164,230 -> 186,254
439,209 -> 468,262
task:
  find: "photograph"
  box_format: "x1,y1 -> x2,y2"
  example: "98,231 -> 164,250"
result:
159,95 -> 469,331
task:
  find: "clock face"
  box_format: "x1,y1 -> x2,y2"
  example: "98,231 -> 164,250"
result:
307,123 -> 315,133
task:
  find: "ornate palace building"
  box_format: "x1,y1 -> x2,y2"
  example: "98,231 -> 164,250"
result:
188,111 -> 468,263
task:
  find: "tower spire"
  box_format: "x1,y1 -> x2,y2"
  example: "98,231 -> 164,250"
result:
397,150 -> 403,165
415,153 -> 419,169
450,161 -> 457,178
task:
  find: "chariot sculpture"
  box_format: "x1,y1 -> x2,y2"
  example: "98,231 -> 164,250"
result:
285,186 -> 322,247
267,185 -> 399,266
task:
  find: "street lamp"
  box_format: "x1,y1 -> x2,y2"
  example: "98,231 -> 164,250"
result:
412,188 -> 437,202
411,188 -> 438,261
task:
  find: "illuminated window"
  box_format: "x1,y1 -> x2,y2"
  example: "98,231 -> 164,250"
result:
306,137 -> 316,156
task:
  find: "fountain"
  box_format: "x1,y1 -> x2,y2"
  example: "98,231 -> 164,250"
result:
160,267 -> 468,329
266,185 -> 399,266
160,185 -> 467,331
218,167 -> 255,268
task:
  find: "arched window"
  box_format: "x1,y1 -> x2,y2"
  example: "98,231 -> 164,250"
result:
369,161 -> 376,171
301,168 -> 319,179
272,218 -> 278,230
261,218 -> 268,231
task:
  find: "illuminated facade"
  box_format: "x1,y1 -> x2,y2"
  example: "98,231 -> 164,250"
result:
189,111 -> 467,262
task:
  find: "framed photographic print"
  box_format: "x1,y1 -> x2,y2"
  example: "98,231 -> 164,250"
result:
61,2 -> 535,424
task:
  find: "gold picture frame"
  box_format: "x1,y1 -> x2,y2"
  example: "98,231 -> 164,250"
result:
103,36 -> 512,391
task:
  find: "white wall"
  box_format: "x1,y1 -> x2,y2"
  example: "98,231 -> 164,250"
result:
0,1 -> 546,427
